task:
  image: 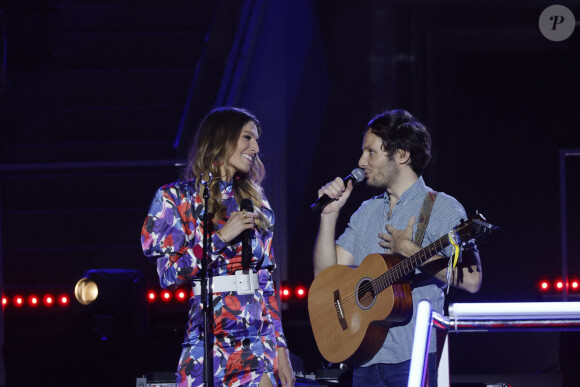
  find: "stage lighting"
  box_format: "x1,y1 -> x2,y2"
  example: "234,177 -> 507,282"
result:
449,302 -> 580,320
75,277 -> 99,305
27,295 -> 39,307
14,296 -> 23,307
159,290 -> 171,302
281,287 -> 291,300
73,269 -> 148,342
43,295 -> 54,307
296,287 -> 307,298
70,269 -> 149,385
74,269 -> 144,307
59,295 -> 70,306
176,290 -> 187,302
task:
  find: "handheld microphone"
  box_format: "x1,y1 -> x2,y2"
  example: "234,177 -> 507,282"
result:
240,198 -> 254,269
310,168 -> 365,212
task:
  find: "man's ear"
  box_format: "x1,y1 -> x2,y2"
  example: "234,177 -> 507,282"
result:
397,149 -> 411,165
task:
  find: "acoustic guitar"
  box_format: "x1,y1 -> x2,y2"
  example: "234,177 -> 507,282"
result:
308,213 -> 497,364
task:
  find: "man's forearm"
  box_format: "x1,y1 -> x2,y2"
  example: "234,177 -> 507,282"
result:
421,250 -> 482,293
313,213 -> 339,276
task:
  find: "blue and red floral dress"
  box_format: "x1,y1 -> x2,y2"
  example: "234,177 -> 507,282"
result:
141,179 -> 287,386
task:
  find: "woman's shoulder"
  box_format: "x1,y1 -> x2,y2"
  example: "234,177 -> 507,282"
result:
261,192 -> 273,212
159,178 -> 197,192
155,179 -> 199,203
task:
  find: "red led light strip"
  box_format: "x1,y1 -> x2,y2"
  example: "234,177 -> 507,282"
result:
538,279 -> 580,292
3,285 -> 311,309
145,285 -> 309,303
3,293 -> 70,308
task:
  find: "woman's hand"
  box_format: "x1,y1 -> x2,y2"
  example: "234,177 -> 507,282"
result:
276,347 -> 295,387
217,210 -> 257,243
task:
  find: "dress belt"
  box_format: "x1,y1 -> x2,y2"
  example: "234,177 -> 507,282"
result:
193,270 -> 259,296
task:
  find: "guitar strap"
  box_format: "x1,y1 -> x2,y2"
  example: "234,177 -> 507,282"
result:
414,191 -> 438,246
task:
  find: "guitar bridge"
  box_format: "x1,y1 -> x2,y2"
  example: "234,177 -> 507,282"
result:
334,289 -> 348,331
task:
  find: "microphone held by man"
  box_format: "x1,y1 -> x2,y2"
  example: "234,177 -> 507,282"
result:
310,168 -> 365,212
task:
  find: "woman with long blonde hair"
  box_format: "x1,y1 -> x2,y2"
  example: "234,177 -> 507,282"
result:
141,107 -> 294,386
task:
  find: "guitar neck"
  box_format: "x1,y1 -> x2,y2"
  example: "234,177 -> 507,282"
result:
374,234 -> 451,293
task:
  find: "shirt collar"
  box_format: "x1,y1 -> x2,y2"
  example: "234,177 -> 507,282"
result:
217,180 -> 231,191
383,176 -> 426,205
217,180 -> 234,199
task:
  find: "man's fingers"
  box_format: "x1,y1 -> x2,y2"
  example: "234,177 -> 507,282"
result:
329,179 -> 346,197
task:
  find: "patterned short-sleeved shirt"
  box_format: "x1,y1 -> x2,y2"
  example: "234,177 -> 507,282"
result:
336,176 -> 467,365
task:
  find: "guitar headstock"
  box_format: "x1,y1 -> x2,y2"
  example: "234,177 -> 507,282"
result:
454,211 -> 499,245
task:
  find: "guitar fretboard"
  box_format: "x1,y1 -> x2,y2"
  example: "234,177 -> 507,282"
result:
372,234 -> 451,294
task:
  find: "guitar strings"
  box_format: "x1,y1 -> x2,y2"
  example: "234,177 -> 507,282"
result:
328,219 -> 477,310
339,239 -> 446,308
336,236 -> 449,308
337,251 -> 422,307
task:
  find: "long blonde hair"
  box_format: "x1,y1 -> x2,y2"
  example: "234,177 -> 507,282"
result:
183,107 -> 271,231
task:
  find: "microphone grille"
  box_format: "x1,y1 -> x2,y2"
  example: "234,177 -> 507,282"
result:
351,168 -> 365,183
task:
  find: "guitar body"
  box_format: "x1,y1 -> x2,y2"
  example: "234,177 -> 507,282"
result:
308,213 -> 497,364
308,253 -> 413,364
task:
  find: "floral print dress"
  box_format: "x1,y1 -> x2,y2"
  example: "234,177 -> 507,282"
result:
141,179 -> 287,386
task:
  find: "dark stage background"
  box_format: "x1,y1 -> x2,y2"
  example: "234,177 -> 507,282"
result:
1,1 -> 579,386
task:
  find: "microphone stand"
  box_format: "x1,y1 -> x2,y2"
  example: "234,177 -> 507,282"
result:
200,174 -> 213,387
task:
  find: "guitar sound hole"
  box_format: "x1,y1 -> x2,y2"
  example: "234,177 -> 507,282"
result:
357,279 -> 376,309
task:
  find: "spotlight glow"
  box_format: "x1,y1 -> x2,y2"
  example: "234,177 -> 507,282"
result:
161,290 -> 172,302
28,295 -> 39,307
296,287 -> 306,297
281,287 -> 290,299
74,277 -> 99,305
43,295 -> 54,306
176,290 -> 187,301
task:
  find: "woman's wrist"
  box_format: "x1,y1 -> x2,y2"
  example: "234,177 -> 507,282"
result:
216,229 -> 228,243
